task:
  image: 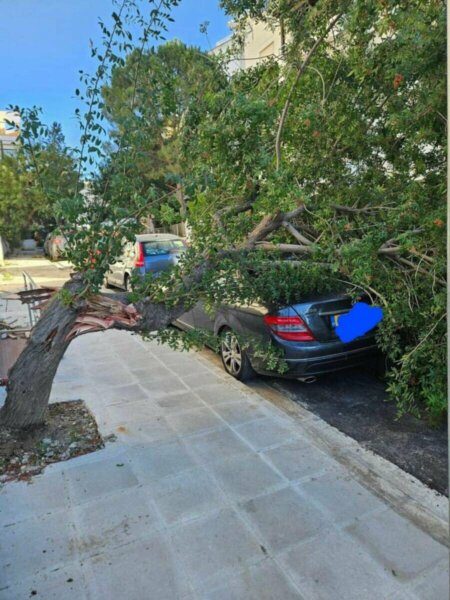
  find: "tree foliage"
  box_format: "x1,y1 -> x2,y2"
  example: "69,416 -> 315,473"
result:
97,40 -> 227,224
2,0 -> 446,428
207,0 -> 446,422
0,116 -> 78,243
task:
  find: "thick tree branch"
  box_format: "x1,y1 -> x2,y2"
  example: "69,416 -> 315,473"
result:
213,198 -> 255,226
243,205 -> 308,248
254,242 -> 313,253
331,204 -> 376,215
282,221 -> 313,245
213,182 -> 260,227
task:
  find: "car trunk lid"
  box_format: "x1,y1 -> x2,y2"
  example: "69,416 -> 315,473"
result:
290,294 -> 356,342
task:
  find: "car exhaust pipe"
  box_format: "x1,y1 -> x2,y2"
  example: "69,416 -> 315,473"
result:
297,376 -> 317,384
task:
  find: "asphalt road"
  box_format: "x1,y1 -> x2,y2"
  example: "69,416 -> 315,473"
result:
2,253 -> 447,495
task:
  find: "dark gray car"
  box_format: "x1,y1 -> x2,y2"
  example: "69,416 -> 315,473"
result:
175,293 -> 379,381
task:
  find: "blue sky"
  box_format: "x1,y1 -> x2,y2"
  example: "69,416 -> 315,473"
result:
0,0 -> 231,148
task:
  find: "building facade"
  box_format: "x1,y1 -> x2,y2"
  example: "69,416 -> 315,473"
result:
210,18 -> 284,74
0,111 -> 20,158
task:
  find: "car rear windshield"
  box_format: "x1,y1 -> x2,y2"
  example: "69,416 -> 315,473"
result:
142,240 -> 185,256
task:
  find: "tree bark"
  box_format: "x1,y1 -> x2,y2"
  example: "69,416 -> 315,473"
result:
175,182 -> 186,220
0,277 -> 85,428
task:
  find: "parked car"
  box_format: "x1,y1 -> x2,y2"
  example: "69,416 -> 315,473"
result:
174,292 -> 379,381
43,232 -> 67,261
105,233 -> 187,291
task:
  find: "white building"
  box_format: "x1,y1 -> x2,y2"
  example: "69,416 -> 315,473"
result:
0,111 -> 20,158
210,18 -> 284,74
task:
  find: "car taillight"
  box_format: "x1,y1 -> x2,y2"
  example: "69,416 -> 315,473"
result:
263,314 -> 316,342
134,243 -> 144,267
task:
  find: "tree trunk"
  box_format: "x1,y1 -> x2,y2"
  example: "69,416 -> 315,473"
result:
0,278 -> 84,428
175,182 -> 186,220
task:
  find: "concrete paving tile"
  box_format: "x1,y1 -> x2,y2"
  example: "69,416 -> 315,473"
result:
0,562 -> 87,600
239,488 -> 329,553
181,371 -> 225,390
279,529 -> 401,600
158,349 -> 202,364
74,487 -> 160,556
111,347 -> 150,363
84,532 -> 192,600
84,365 -> 134,387
262,439 -> 336,482
0,510 -> 77,587
112,415 -> 177,445
345,509 -> 449,580
202,558 -> 305,600
98,383 -> 149,406
138,375 -> 189,397
212,400 -> 267,426
166,406 -> 226,437
170,508 -> 264,587
80,349 -> 117,363
101,330 -> 132,343
194,383 -> 243,406
156,391 -> 204,413
166,360 -> 212,378
80,357 -> 113,370
109,335 -> 145,350
131,363 -> 172,377
205,453 -> 286,502
54,365 -> 87,384
64,457 -> 139,505
53,443 -> 129,470
128,440 -> 198,483
411,560 -> 449,600
386,593 -> 420,600
150,467 -> 227,525
0,470 -> 68,525
188,428 -> 253,465
296,470 -> 387,523
117,354 -> 161,370
105,399 -> 162,426
234,418 -> 297,451
49,382 -> 87,402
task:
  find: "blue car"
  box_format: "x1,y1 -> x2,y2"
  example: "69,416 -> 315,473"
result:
105,233 -> 187,290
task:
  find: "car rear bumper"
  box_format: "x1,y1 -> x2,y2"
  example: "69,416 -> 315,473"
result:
250,339 -> 379,378
282,344 -> 379,376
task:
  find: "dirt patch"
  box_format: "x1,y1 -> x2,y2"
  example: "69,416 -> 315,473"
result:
0,400 -> 105,483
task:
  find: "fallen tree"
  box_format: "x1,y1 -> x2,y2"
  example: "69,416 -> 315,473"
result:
1,0 -> 446,428
0,204 -> 320,428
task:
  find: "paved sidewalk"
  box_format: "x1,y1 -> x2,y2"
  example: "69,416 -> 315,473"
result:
0,330 -> 448,600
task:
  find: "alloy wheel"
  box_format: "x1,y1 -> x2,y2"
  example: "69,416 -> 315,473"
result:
221,331 -> 242,376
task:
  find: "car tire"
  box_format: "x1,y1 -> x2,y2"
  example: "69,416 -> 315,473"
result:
220,327 -> 256,381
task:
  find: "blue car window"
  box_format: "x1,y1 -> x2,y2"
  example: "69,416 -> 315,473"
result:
142,240 -> 185,256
